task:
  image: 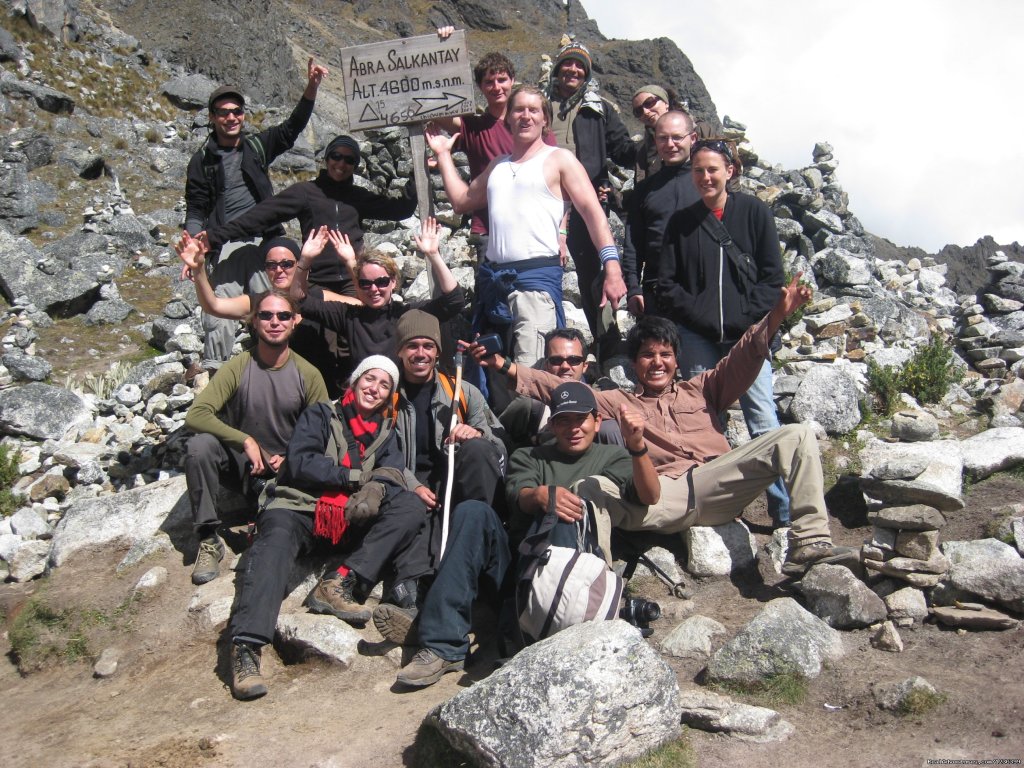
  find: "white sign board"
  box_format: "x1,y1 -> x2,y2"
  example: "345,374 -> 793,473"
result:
341,30 -> 475,130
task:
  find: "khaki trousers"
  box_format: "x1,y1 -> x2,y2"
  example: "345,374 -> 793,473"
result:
577,424 -> 831,545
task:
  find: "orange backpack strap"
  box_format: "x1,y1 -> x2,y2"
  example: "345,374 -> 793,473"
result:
437,373 -> 468,423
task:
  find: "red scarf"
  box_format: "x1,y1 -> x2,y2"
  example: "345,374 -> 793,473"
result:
313,390 -> 383,544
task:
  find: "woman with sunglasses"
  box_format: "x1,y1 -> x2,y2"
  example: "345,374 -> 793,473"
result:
294,216 -> 466,381
630,84 -> 686,185
199,134 -> 416,298
655,138 -> 792,528
176,226 -> 360,396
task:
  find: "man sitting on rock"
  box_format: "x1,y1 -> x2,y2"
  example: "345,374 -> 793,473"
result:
183,289 -> 328,586
499,327 -> 623,452
382,380 -> 658,688
474,275 -> 853,575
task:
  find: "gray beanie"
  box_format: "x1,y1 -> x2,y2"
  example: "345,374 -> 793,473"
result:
349,354 -> 399,391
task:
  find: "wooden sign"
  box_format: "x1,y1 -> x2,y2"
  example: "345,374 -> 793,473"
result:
341,30 -> 475,130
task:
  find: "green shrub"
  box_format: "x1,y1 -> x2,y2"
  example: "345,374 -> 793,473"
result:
0,444 -> 23,517
867,335 -> 961,416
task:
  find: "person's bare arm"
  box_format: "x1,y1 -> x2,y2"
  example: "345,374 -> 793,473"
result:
175,232 -> 251,319
424,124 -> 490,212
557,151 -> 626,308
765,272 -> 813,338
416,217 -> 458,294
326,229 -> 359,287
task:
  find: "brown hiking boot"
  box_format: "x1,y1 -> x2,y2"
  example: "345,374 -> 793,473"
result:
191,536 -> 225,585
396,648 -> 463,688
230,642 -> 267,700
782,540 -> 856,576
372,603 -> 419,646
306,572 -> 371,624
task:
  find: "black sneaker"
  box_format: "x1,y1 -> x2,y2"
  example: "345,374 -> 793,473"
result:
230,642 -> 267,700
306,572 -> 371,624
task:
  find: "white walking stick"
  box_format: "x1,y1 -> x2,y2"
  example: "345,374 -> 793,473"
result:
439,349 -> 464,557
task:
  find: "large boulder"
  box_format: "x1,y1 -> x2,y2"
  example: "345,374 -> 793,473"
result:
858,438 -> 965,511
424,621 -> 679,768
49,476 -> 191,567
794,563 -> 888,629
959,427 -> 1024,480
0,383 -> 93,440
706,598 -> 847,685
790,366 -> 861,434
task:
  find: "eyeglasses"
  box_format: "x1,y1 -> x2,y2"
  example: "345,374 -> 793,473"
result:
546,355 -> 586,367
264,259 -> 296,272
328,152 -> 358,165
358,276 -> 392,289
655,131 -> 695,144
256,310 -> 295,322
632,95 -> 663,118
212,107 -> 244,118
692,139 -> 735,163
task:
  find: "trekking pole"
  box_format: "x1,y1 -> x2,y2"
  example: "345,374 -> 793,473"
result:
439,348 -> 464,557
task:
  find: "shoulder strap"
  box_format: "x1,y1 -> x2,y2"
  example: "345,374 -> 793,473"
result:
699,210 -> 758,288
437,372 -> 468,423
245,134 -> 268,172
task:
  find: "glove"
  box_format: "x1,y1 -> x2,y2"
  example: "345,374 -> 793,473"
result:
345,481 -> 385,524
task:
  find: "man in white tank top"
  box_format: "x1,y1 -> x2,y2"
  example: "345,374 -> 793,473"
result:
426,85 -> 626,367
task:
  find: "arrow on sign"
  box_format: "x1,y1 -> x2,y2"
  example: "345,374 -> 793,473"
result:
412,92 -> 468,117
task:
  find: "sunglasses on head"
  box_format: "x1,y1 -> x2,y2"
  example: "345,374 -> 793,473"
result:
632,95 -> 663,118
213,107 -> 244,118
256,310 -> 295,322
358,276 -> 392,289
328,152 -> 358,165
264,259 -> 296,272
547,355 -> 585,367
692,139 -> 735,163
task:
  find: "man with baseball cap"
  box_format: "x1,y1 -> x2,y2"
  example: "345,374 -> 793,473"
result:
385,379 -> 658,688
184,58 -> 329,371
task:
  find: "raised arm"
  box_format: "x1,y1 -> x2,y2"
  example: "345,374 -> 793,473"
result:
175,232 -> 251,320
415,216 -> 458,294
424,123 -> 490,213
303,57 -> 329,101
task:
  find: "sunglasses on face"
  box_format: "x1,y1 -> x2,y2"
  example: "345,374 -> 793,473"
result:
547,355 -> 585,367
213,107 -> 244,118
257,310 -> 295,322
328,152 -> 358,165
692,139 -> 735,163
632,95 -> 663,118
264,259 -> 296,272
358,276 -> 392,289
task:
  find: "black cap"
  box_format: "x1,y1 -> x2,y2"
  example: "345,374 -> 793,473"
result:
550,381 -> 598,417
208,85 -> 245,110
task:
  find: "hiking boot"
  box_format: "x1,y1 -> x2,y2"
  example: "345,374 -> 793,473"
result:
191,536 -> 225,585
782,540 -> 857,576
373,603 -> 419,646
396,648 -> 463,688
230,642 -> 267,700
306,572 -> 371,624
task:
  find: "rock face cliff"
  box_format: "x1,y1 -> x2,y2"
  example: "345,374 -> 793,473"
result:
90,0 -> 722,132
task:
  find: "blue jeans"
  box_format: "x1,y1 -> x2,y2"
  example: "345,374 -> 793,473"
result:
417,501 -> 510,662
676,325 -> 791,526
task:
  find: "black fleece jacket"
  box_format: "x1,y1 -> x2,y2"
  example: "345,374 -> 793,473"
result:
206,171 -> 417,287
622,161 -> 700,298
184,96 -> 314,236
656,192 -> 784,344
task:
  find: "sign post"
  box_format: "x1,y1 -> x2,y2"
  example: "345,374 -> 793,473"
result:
340,30 -> 474,294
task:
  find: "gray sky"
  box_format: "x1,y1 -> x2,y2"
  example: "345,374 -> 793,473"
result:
583,0 -> 1023,252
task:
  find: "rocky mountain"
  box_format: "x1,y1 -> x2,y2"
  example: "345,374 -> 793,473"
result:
1,2 -> 1023,766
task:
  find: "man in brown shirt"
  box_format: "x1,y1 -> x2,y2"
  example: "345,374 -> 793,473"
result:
472,275 -> 851,574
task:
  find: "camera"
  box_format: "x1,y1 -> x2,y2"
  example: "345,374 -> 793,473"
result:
476,333 -> 503,357
620,597 -> 661,638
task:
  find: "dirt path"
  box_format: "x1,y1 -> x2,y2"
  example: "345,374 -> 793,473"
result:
1,475 -> 1022,767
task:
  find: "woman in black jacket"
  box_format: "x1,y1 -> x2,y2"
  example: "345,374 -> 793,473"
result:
655,138 -> 791,528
